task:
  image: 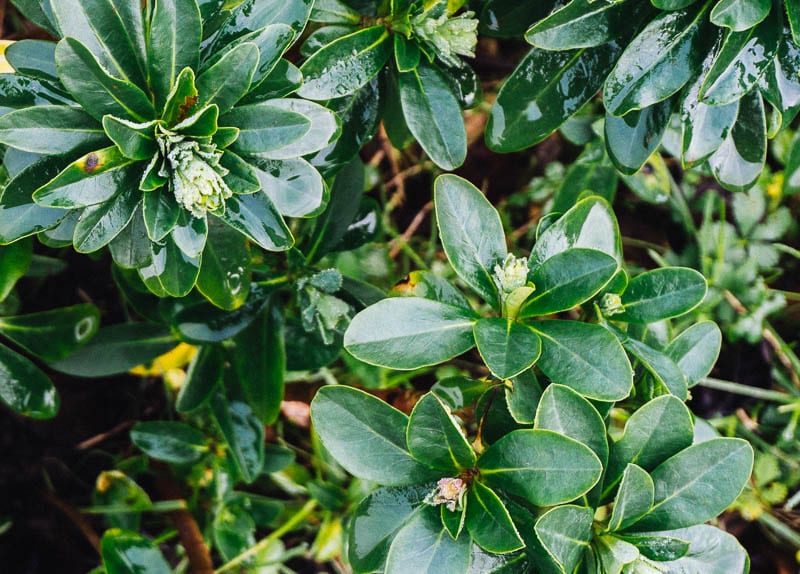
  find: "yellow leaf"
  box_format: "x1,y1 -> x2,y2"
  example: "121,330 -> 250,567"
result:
129,343 -> 197,376
0,40 -> 15,74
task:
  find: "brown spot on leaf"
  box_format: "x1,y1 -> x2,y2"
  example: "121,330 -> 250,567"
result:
178,95 -> 198,123
83,153 -> 100,173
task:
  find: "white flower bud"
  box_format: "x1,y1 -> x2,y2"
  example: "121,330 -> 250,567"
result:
493,254 -> 529,295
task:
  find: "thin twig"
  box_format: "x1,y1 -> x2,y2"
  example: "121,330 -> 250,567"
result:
389,201 -> 433,259
76,420 -> 135,451
378,125 -> 405,212
42,490 -> 101,554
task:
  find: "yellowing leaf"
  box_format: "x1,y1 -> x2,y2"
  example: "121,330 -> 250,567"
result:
129,343 -> 196,376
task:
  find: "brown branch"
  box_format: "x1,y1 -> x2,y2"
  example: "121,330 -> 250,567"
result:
378,124 -> 405,212
77,420 -> 135,451
389,201 -> 433,259
42,490 -> 101,554
154,467 -> 213,574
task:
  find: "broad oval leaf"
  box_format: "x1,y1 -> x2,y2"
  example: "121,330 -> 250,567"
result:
251,157 -> 325,218
101,529 -> 171,574
474,318 -> 542,380
210,394 -> 264,483
298,26 -> 391,100
4,39 -> 59,81
310,386 -> 440,486
176,345 -> 222,412
217,191 -> 294,252
130,420 -> 207,464
196,219 -> 252,310
225,103 -> 311,155
479,429 -> 602,506
534,505 -> 594,573
73,186 -> 140,253
147,0 -> 201,108
525,0 -> 635,50
608,464 -> 654,532
0,304 -> 100,362
196,41 -> 259,114
630,438 -> 753,531
0,106 -> 106,155
407,393 -> 476,472
530,320 -> 633,401
605,98 -> 673,175
253,98 -> 340,160
434,174 -> 506,307
710,0 -> 771,32
0,342 -> 59,419
615,331 -> 689,400
655,525 -> 749,573
666,321 -> 722,386
617,267 -> 707,323
466,481 -> 524,554
138,236 -> 201,298
344,297 -> 478,370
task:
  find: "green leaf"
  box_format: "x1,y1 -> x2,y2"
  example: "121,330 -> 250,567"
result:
102,117 -> 157,161
385,506 -> 472,574
614,330 -> 689,399
348,485 -> 431,573
530,320 -> 633,401
311,0 -> 360,24
8,0 -> 58,36
176,345 -> 222,412
630,438 -> 753,531
474,318 -> 541,380
466,482 -> 524,554
616,534 -> 689,561
231,302 -> 284,424
252,98 -> 340,160
101,529 -> 170,574
225,103 -> 312,155
93,470 -> 152,531
0,342 -> 59,419
196,219 -> 251,310
143,190 -> 181,242
666,321 -> 722,387
55,38 -> 155,122
0,74 -> 73,109
617,267 -> 707,323
654,525 -> 749,573
298,26 -> 391,100
218,191 -> 293,251
604,395 -> 694,495
522,248 -> 618,316
478,429 -> 602,506
50,323 -> 176,377
399,62 -> 467,171
595,535 -> 640,573
0,304 -> 99,362
603,3 -> 713,116
608,464 -> 654,532
196,42 -> 259,114
147,0 -> 201,109
407,393 -> 476,472
534,384 -> 609,469
5,39 -> 59,81
534,505 -> 594,573
161,67 -> 199,127
441,503 -> 467,541
0,240 -> 32,301
344,297 -> 478,370
73,186 -> 140,253
52,0 -> 148,85
505,370 -> 542,425
605,99 -> 673,175
310,386 -> 440,486
0,106 -> 106,155
708,90 -> 766,192
790,2 -> 800,46
33,147 -> 137,208
480,0 -> 559,38
212,0 -> 313,46
171,211 -> 208,258
487,42 -> 621,152
394,35 -> 421,72
138,236 -> 201,297
210,394 -> 265,483
434,174 -> 506,307
700,7 -> 779,105
530,196 -> 622,266
525,0 -> 636,50
237,24 -> 296,91
130,420 -> 207,464
250,157 -> 325,218
220,150 -> 260,195
710,0 -> 770,31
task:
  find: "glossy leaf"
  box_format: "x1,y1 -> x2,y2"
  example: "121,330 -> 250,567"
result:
604,4 -> 712,116
534,505 -> 594,573
210,394 -> 264,483
655,525 -> 749,573
225,103 -> 311,155
0,240 -> 31,301
407,393 -> 476,472
666,321 -> 722,386
385,507 -> 472,574
55,37 -> 155,122
710,0 -> 771,31
196,219 -> 251,310
73,186 -> 139,253
631,438 -> 753,530
534,384 -> 608,468
604,395 -> 694,493
50,323 -> 176,377
139,236 -> 201,297
525,0 -> 634,50
5,39 -> 58,81
212,0 -> 313,47
101,529 -> 170,574
348,485 -> 431,573
616,331 -> 689,399
344,297 -> 478,370
617,267 -> 707,323
171,211 -> 208,258
253,98 -> 340,160
102,117 -> 157,161
479,0 -> 560,38
530,320 -> 633,401
310,386 -> 440,485
708,89 -> 766,192
176,345 -> 222,412
251,157 -> 325,218
33,147 -> 137,208
474,318 -> 542,380
218,191 -> 293,251
434,175 -> 506,307
399,62 -> 467,171
196,42 -> 259,114
504,370 -> 542,425
790,2 -> 800,46
0,106 -> 106,155
0,304 -> 99,362
478,429 -> 602,506
522,248 -> 618,316
700,8 -> 779,105
608,464 -> 654,531
0,342 -> 59,419
466,481 -> 524,554
142,189 -> 181,242
759,32 -> 800,133
231,302 -> 284,424
605,98 -> 672,175
488,42 -> 621,152
298,26 -> 391,100
130,421 -> 207,464
147,0 -> 201,108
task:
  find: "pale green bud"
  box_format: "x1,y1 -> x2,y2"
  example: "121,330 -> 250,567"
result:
493,254 -> 529,295
411,8 -> 478,67
600,293 -> 625,316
